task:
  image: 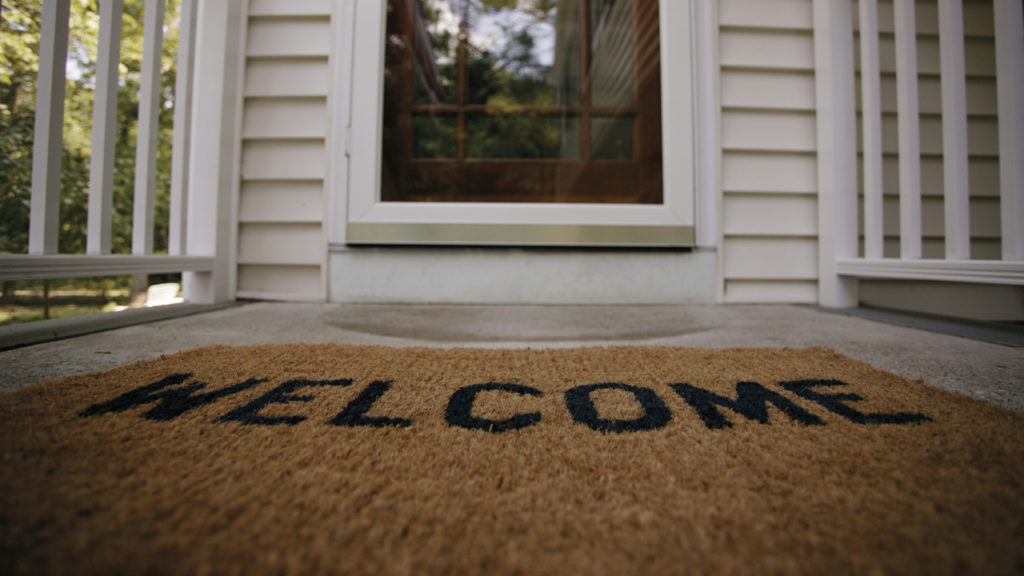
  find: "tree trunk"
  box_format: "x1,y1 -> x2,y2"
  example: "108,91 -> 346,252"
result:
2,281 -> 15,306
129,274 -> 149,308
43,280 -> 51,320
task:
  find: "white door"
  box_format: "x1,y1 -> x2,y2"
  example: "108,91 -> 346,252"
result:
343,0 -> 696,246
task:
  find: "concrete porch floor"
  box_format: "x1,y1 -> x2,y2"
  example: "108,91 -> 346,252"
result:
1,303 -> 1021,412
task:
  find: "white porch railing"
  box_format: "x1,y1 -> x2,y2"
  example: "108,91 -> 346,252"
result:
0,0 -> 243,304
816,0 -> 1024,308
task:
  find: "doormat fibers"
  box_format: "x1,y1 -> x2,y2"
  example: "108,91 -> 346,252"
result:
1,345 -> 1022,575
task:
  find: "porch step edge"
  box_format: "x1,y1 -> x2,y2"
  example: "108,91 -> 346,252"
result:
0,303 -> 238,352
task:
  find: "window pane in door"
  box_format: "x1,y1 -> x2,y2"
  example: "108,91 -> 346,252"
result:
467,114 -> 580,159
381,0 -> 662,204
591,117 -> 633,160
412,114 -> 458,158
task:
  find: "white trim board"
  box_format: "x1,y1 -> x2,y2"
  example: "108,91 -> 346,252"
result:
0,255 -> 214,282
836,258 -> 1024,286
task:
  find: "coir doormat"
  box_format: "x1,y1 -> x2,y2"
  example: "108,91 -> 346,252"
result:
1,344 -> 1022,575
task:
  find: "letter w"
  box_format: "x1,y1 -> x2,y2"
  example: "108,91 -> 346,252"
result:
669,382 -> 824,430
80,373 -> 264,421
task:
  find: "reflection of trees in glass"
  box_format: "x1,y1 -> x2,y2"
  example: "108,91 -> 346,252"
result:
412,115 -> 456,158
406,0 -> 576,159
412,0 -> 561,106
465,0 -> 560,106
385,0 -> 660,204
467,115 -> 575,159
412,1 -> 456,104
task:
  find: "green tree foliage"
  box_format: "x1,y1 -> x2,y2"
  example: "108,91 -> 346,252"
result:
1,0 -> 181,257
402,0 -> 569,160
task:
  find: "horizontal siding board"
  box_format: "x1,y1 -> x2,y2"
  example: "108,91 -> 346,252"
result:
857,114 -> 999,157
724,280 -> 819,303
722,110 -> 816,152
723,194 -> 818,236
721,70 -> 815,110
238,223 -> 323,266
719,0 -> 813,31
245,58 -> 330,97
854,0 -> 993,38
722,152 -> 817,193
239,181 -> 324,223
237,7 -> 330,302
863,196 -> 1002,238
243,98 -> 328,139
858,36 -> 996,77
910,115 -> 998,157
717,0 -> 822,303
855,76 -> 997,116
247,17 -> 330,57
963,77 -> 997,115
879,238 -> 1002,260
874,156 -> 1000,198
723,237 -> 818,279
720,29 -> 815,70
237,264 -> 323,298
968,239 -> 1002,260
242,140 -> 325,180
248,0 -> 331,17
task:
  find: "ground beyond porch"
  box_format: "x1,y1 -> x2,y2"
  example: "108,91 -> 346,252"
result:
1,303 -> 1021,413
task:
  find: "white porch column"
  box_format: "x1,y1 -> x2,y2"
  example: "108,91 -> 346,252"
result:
814,0 -> 859,307
994,0 -> 1024,261
183,0 -> 246,304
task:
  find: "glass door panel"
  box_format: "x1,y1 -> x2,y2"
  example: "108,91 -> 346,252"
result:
381,0 -> 662,205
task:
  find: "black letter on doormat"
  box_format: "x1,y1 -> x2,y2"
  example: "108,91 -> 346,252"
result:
778,379 -> 930,425
329,380 -> 412,428
220,379 -> 353,426
669,382 -> 825,430
80,373 -> 265,421
445,383 -> 542,433
565,383 -> 671,433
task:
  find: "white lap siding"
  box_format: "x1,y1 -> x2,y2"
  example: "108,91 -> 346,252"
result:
236,1 -> 330,301
718,0 -> 1017,314
719,0 -> 820,303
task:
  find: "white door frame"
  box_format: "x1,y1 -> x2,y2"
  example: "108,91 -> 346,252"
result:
329,0 -> 719,248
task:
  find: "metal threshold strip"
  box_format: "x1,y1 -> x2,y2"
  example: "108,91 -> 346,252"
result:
346,223 -> 695,247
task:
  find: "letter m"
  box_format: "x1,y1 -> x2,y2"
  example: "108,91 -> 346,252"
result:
669,382 -> 824,430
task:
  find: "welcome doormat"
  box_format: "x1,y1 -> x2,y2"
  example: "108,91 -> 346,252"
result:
1,344 -> 1022,575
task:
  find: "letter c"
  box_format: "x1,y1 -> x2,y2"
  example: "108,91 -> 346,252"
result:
445,382 -> 542,433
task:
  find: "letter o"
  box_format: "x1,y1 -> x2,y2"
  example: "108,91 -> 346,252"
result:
564,383 -> 672,433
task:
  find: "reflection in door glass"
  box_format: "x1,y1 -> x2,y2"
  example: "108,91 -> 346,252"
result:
382,0 -> 662,204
